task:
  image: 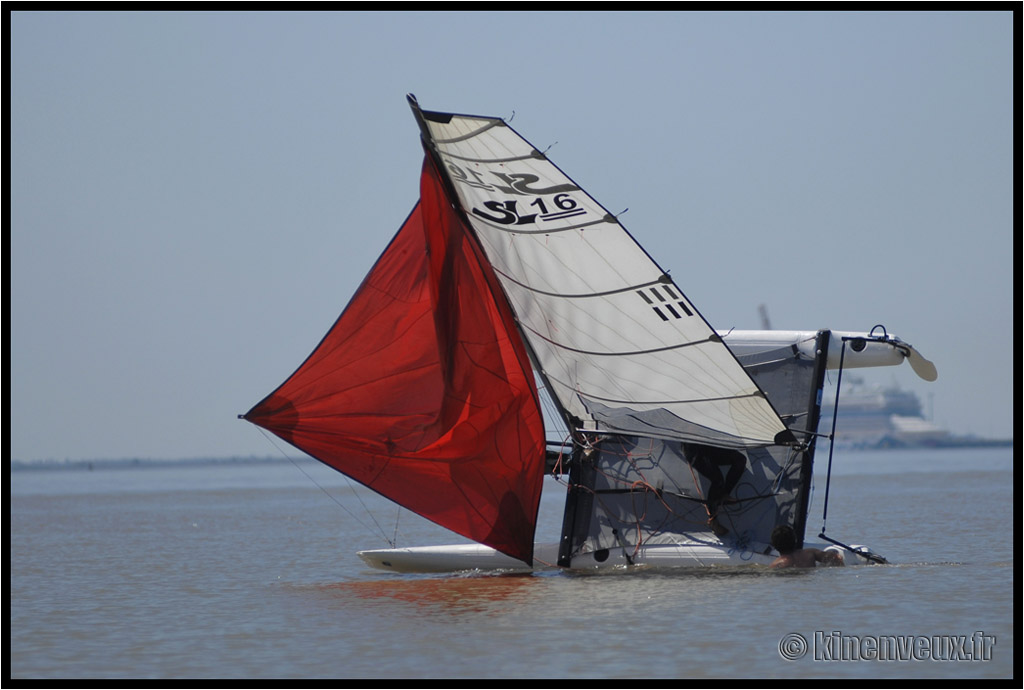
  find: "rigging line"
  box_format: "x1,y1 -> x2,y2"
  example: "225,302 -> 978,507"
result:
252,427 -> 396,548
687,462 -> 712,520
769,446 -> 802,495
548,431 -> 575,477
623,484 -> 690,553
594,485 -> 775,506
391,509 -> 402,551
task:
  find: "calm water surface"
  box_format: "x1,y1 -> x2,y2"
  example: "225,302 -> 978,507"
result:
10,448 -> 1015,679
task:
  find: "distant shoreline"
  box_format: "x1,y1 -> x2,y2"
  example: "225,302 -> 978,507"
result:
10,440 -> 1013,471
9,456 -> 295,471
832,437 -> 1014,451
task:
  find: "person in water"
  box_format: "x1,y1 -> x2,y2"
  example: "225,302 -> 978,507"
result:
769,524 -> 844,568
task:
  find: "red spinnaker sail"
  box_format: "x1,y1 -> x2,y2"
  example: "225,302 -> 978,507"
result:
244,158 -> 546,564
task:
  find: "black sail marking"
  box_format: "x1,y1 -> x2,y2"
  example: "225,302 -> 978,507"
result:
637,286 -> 693,320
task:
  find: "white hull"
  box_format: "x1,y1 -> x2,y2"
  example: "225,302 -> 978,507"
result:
358,540 -> 874,573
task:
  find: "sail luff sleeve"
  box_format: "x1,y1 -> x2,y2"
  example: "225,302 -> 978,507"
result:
413,105 -> 791,449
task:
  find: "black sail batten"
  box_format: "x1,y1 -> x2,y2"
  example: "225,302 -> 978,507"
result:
419,115 -> 503,143
437,149 -> 547,164
491,269 -> 671,300
467,214 -> 615,236
519,324 -> 720,359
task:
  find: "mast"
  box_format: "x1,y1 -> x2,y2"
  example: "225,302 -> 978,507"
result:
792,329 -> 831,547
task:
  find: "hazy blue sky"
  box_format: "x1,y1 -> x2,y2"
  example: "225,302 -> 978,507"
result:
11,10 -> 1014,461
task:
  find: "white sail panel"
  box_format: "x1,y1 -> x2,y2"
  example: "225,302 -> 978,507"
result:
417,108 -> 791,447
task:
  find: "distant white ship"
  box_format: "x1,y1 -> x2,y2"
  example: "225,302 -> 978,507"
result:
822,380 -> 1010,449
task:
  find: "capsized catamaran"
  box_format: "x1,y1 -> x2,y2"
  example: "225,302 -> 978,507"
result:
243,96 -> 936,573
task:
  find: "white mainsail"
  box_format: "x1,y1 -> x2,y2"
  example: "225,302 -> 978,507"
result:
414,102 -> 792,449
